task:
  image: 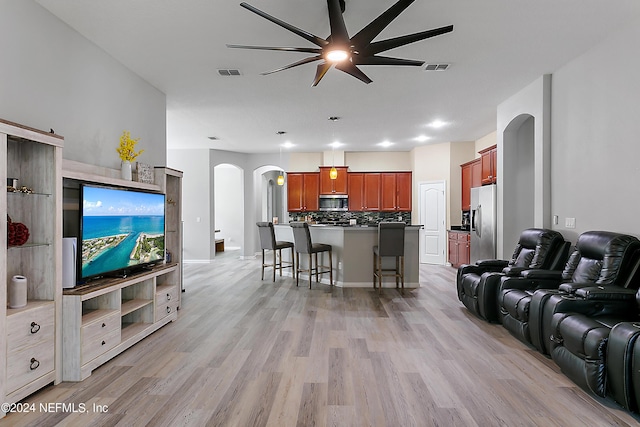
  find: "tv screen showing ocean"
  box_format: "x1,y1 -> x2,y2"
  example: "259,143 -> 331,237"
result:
82,215 -> 165,278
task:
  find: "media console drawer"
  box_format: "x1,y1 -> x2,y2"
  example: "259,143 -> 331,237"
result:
81,311 -> 121,364
155,284 -> 179,322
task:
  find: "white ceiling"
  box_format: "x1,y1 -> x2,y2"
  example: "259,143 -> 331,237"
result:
36,0 -> 640,154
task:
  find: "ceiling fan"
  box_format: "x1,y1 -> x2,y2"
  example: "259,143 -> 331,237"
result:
227,0 -> 453,86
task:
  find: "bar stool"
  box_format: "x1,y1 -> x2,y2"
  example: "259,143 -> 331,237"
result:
373,222 -> 406,293
290,222 -> 333,288
256,222 -> 295,281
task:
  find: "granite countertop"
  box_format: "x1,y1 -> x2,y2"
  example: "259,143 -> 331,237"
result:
449,226 -> 470,233
310,224 -> 423,230
275,223 -> 422,229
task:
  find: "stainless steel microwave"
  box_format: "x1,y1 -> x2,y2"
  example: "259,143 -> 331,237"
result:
319,195 -> 348,211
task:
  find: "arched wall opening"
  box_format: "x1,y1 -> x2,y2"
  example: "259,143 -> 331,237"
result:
253,165 -> 287,255
214,163 -> 244,255
502,114 -> 536,251
496,74 -> 551,258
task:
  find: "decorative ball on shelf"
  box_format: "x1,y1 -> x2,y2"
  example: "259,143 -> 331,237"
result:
7,215 -> 30,246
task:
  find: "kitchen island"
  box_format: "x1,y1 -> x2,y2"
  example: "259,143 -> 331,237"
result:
274,224 -> 421,288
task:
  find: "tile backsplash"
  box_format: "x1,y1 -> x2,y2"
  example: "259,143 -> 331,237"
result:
288,211 -> 411,225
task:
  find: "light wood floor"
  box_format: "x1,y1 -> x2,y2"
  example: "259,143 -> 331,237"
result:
4,251 -> 640,426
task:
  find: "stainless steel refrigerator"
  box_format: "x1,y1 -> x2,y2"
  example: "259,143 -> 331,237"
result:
470,185 -> 497,263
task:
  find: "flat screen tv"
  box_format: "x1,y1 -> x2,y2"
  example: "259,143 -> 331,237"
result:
80,184 -> 166,281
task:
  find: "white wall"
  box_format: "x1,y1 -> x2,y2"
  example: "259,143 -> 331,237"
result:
289,152 -> 322,172
346,151 -> 411,171
475,131 -> 497,156
497,75 -> 551,258
167,149 -> 213,262
0,1 -> 166,168
550,19 -> 640,241
412,143 -> 450,227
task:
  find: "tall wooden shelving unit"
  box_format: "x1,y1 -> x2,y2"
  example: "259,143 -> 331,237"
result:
154,167 -> 183,295
1,119 -> 63,411
60,161 -> 183,381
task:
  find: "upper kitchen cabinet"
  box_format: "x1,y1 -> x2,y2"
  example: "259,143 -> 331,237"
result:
461,159 -> 481,211
479,145 -> 498,185
287,172 -> 319,212
381,172 -> 412,212
348,172 -> 381,211
319,166 -> 348,195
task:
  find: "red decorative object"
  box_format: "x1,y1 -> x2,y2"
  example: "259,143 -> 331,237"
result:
7,215 -> 29,246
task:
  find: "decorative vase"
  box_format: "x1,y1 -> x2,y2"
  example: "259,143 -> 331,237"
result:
121,161 -> 132,180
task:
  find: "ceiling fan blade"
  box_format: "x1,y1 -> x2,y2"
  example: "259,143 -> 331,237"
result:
366,25 -> 453,55
335,62 -> 373,84
260,55 -> 323,75
353,55 -> 424,67
240,2 -> 328,48
350,0 -> 414,49
227,44 -> 322,54
312,63 -> 332,86
327,0 -> 350,45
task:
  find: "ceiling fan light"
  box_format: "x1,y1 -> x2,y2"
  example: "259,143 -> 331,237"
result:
326,49 -> 349,62
329,166 -> 338,180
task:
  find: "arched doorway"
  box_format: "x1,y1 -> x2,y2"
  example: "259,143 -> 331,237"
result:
502,114 -> 535,251
261,169 -> 285,223
214,163 -> 244,256
253,166 -> 287,255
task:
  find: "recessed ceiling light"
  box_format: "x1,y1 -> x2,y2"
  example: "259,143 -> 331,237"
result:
208,136 -> 219,140
281,141 -> 295,148
428,119 -> 449,129
378,140 -> 394,148
330,141 -> 343,148
414,135 -> 430,142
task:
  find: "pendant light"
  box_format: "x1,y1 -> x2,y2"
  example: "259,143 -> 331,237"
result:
329,165 -> 338,180
329,145 -> 338,180
277,131 -> 286,186
329,116 -> 340,180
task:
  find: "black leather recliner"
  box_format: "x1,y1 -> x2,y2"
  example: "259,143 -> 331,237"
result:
547,284 -> 640,397
456,228 -> 568,322
523,232 -> 640,355
605,321 -> 640,412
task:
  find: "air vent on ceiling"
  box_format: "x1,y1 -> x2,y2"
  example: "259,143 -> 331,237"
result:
424,63 -> 449,71
218,69 -> 242,76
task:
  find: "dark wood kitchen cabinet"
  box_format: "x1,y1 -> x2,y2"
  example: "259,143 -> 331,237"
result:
363,173 -> 381,211
319,166 -> 348,195
461,159 -> 481,211
396,172 -> 412,211
448,231 -> 470,268
347,173 -> 364,211
381,172 -> 412,212
348,172 -> 380,211
479,144 -> 497,185
287,172 -> 319,212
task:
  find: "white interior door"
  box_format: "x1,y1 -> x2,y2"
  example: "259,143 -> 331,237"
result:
419,181 -> 446,264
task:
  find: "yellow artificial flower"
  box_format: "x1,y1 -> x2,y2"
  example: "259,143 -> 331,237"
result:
117,130 -> 144,162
